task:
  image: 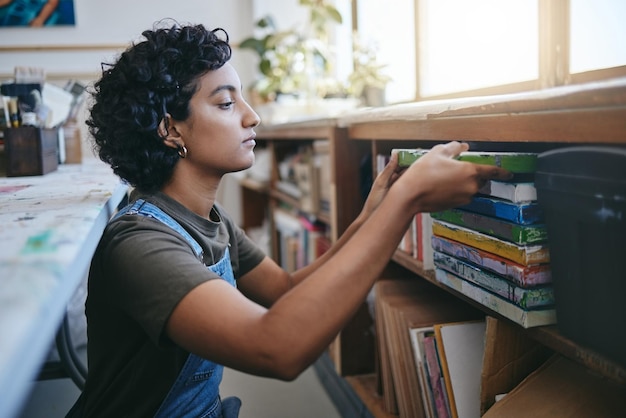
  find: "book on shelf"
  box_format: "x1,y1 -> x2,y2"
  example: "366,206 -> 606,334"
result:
482,355 -> 626,417
409,327 -> 436,418
423,335 -> 452,418
273,209 -> 328,271
376,153 -> 391,173
393,149 -> 538,173
399,220 -> 416,257
314,141 -> 331,213
433,320 -> 486,418
422,213 -> 434,270
478,180 -> 537,203
458,196 -> 543,225
435,268 -> 557,328
374,283 -> 398,415
398,213 -> 435,270
273,209 -> 301,272
432,220 -> 550,266
431,235 -> 551,287
299,216 -> 327,268
434,252 -> 554,310
275,179 -> 302,199
374,279 -> 483,418
431,208 -> 548,245
294,159 -> 320,213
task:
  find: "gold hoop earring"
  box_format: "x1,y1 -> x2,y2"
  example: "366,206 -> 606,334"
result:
178,145 -> 188,159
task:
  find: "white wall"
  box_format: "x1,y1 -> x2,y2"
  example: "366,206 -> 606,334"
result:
0,0 -> 256,87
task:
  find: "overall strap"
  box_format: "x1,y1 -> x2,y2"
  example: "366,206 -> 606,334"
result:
114,199 -> 204,261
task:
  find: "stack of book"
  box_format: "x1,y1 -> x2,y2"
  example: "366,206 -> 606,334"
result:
394,149 -> 556,328
374,279 -> 483,418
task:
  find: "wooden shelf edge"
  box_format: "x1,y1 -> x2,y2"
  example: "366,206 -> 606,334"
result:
526,326 -> 626,384
344,374 -> 398,418
240,177 -> 269,193
256,119 -> 340,140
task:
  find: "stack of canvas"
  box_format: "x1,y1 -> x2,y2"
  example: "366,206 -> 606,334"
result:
410,320 -> 487,418
374,279 -> 483,418
394,149 -> 556,328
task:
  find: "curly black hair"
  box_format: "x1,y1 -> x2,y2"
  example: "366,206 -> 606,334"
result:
87,22 -> 232,192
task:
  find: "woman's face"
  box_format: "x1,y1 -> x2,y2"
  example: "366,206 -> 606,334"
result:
172,63 -> 261,179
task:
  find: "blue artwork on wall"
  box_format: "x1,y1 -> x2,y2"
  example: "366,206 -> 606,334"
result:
0,0 -> 76,27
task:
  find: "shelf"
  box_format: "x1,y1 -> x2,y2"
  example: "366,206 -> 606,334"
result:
251,78 -> 626,418
390,249 -> 626,385
240,177 -> 269,193
345,374 -> 397,418
342,78 -> 626,144
257,117 -> 339,140
270,189 -> 300,208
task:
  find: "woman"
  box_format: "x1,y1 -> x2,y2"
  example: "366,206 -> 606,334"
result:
75,22 -> 511,417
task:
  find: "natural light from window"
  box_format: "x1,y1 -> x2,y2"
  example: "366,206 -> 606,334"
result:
418,0 -> 538,97
356,0 -> 416,104
570,0 -> 626,74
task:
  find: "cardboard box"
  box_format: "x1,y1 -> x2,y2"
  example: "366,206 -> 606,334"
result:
3,127 -> 58,176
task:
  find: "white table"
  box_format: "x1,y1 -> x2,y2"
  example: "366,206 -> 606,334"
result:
0,158 -> 128,418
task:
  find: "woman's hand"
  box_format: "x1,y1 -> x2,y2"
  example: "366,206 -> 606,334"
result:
360,152 -> 402,219
394,141 -> 513,214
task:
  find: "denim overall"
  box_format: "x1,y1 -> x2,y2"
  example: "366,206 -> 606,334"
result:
67,199 -> 241,418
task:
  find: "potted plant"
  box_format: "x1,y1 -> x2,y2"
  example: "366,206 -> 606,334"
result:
347,32 -> 392,107
239,0 -> 342,103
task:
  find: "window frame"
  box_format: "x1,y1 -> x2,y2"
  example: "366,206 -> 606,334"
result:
352,0 -> 626,101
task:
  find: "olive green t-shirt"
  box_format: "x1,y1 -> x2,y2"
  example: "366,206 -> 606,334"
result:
81,192 -> 266,417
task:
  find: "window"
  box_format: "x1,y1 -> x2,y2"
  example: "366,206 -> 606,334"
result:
354,0 -> 416,104
353,0 -> 626,103
570,0 -> 626,74
417,0 -> 538,97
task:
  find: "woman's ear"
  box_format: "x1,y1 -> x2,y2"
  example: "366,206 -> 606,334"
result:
159,114 -> 182,150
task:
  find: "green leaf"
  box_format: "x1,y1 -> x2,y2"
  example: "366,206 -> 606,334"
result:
239,38 -> 264,56
259,59 -> 273,76
256,15 -> 276,30
324,5 -> 343,23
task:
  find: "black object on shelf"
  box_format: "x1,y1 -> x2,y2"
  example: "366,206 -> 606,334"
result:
535,145 -> 626,368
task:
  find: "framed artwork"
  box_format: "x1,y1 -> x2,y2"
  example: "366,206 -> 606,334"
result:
0,0 -> 76,27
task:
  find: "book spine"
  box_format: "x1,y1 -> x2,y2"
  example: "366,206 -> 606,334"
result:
432,220 -> 550,265
478,180 -> 537,203
423,335 -> 451,418
393,149 -> 538,173
435,268 -> 557,328
412,213 -> 420,260
393,149 -> 426,167
457,153 -> 537,173
410,328 -> 436,418
422,213 -> 435,270
431,208 -> 548,245
459,196 -> 543,225
433,325 -> 458,418
431,235 -> 552,287
434,252 -> 554,309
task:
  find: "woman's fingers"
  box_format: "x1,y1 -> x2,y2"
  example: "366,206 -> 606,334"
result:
431,141 -> 470,159
476,164 -> 514,182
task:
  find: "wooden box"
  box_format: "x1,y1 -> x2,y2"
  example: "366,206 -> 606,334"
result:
3,127 -> 58,176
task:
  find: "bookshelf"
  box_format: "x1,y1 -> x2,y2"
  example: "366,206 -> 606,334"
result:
344,77 -> 626,416
250,118 -> 376,377
244,77 -> 626,417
